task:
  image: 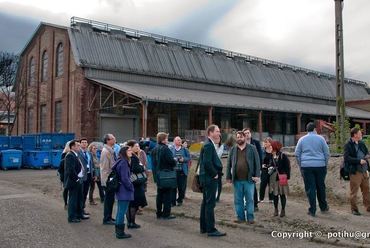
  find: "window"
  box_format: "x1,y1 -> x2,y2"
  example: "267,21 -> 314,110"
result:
56,43 -> 63,77
27,107 -> 33,133
40,105 -> 47,132
54,101 -> 62,132
158,115 -> 169,133
41,51 -> 48,81
28,57 -> 35,86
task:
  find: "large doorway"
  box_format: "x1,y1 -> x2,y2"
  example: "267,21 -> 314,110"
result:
100,114 -> 138,143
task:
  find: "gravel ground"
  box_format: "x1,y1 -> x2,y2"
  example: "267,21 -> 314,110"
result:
0,163 -> 369,248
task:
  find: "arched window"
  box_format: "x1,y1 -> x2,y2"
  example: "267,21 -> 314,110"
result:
56,43 -> 64,77
28,57 -> 35,86
41,51 -> 48,81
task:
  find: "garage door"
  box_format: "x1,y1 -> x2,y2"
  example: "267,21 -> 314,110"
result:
100,116 -> 137,143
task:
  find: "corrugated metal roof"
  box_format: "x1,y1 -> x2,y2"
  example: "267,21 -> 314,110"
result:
89,78 -> 370,119
68,25 -> 369,102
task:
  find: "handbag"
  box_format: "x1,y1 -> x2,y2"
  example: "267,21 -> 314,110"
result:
191,159 -> 202,193
130,172 -> 148,185
156,147 -> 177,189
157,169 -> 177,189
278,173 -> 288,186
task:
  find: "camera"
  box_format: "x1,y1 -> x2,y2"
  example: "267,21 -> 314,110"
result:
268,167 -> 276,176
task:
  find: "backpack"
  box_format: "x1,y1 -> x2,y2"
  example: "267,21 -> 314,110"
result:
340,161 -> 350,181
106,164 -> 121,192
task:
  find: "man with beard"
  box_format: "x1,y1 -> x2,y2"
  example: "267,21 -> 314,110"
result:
226,131 -> 260,224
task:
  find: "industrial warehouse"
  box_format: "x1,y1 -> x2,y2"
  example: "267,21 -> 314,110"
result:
13,17 -> 370,145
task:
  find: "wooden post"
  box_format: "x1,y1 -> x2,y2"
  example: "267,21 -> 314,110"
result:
297,113 -> 302,134
258,111 -> 263,141
142,101 -> 148,137
363,122 -> 367,134
208,106 -> 213,125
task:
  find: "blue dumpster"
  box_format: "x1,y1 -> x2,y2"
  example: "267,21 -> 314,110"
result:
51,133 -> 65,150
9,136 -> 22,149
22,135 -> 38,151
0,136 -> 10,150
63,133 -> 75,145
0,150 -> 22,170
39,133 -> 52,150
51,150 -> 63,168
23,150 -> 51,169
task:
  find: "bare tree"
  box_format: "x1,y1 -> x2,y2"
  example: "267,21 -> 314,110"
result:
0,51 -> 26,135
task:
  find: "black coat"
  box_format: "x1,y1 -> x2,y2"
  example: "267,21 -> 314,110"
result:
344,139 -> 369,174
199,138 -> 223,185
64,151 -> 82,190
271,152 -> 291,179
151,143 -> 176,182
251,138 -> 263,166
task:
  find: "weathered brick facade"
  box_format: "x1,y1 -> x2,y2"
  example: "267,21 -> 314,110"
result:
14,24 -> 100,141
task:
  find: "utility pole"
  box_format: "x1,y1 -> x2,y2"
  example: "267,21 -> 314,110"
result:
335,0 -> 346,151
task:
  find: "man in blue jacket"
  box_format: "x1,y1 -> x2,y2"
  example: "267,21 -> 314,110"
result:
170,136 -> 190,207
295,122 -> 330,217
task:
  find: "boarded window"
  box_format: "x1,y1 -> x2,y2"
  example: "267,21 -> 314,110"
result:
41,51 -> 48,81
56,43 -> 63,77
28,57 -> 35,86
158,115 -> 169,133
27,107 -> 33,133
40,105 -> 47,132
54,101 -> 62,132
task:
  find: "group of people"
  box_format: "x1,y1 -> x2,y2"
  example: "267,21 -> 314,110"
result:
198,125 -> 291,236
59,121 -> 370,240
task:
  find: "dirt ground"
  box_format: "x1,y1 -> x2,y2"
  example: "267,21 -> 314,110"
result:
0,155 -> 369,247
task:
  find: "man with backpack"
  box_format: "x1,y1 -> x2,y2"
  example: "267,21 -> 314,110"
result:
344,127 -> 370,216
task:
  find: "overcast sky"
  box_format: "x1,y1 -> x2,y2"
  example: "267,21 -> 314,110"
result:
1,0 -> 369,84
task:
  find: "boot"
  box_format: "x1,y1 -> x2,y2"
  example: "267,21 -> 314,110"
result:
128,223 -> 141,229
115,225 -> 132,239
280,209 -> 285,217
274,208 -> 279,217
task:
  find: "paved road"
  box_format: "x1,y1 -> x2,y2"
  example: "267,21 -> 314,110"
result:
0,170 -> 336,248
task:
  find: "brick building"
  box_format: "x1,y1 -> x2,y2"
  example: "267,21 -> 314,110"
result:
14,17 -> 370,144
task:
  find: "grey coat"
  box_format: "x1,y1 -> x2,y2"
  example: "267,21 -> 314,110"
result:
226,144 -> 261,183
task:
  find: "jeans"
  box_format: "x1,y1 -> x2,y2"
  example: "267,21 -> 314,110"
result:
116,200 -> 130,225
301,166 -> 328,214
103,186 -> 116,222
233,180 -> 255,221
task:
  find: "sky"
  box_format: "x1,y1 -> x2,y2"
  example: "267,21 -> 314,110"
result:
0,0 -> 369,84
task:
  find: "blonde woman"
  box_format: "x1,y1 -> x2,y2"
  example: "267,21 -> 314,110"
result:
88,143 -> 105,204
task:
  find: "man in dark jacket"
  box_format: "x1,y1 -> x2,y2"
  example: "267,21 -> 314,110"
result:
243,128 -> 262,211
151,132 -> 177,219
199,125 -> 226,237
64,140 -> 88,223
344,127 -> 370,216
